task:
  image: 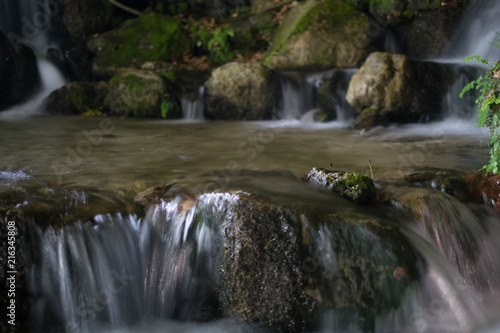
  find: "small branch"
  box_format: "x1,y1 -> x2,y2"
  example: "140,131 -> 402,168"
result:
368,160 -> 374,181
107,0 -> 143,16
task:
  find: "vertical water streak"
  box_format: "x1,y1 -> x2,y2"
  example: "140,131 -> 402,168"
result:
279,73 -> 316,119
181,86 -> 205,121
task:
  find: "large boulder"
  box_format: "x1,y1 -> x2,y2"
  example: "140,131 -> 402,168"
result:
43,81 -> 109,115
104,68 -> 181,118
62,0 -> 114,39
204,62 -> 280,120
346,52 -> 441,124
87,13 -> 190,77
262,0 -> 376,71
0,32 -> 40,109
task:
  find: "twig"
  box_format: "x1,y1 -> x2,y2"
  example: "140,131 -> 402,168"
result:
368,160 -> 374,181
107,0 -> 143,16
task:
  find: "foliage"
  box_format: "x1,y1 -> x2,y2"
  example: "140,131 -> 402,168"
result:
207,25 -> 235,64
461,54 -> 500,174
161,93 -> 174,119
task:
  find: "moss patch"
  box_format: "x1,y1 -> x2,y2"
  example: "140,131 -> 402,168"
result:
87,13 -> 190,73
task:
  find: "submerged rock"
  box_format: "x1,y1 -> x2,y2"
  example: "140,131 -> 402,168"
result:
262,0 -> 376,71
204,62 -> 280,120
43,81 -> 109,115
0,32 -> 40,109
307,167 -> 376,204
104,68 -> 181,118
87,13 -> 190,77
346,52 -> 441,125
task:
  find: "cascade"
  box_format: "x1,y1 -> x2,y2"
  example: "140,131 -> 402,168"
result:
446,0 -> 500,61
0,0 -> 66,117
181,86 -> 205,121
279,72 -> 316,119
21,188 -> 500,333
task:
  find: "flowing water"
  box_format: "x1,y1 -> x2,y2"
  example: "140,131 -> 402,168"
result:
2,1 -> 500,332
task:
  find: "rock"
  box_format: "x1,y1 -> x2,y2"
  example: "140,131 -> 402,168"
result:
346,52 -> 442,124
204,62 -> 280,120
307,167 -> 376,204
60,40 -> 94,81
218,193 -> 316,332
404,169 -> 471,202
391,188 -> 485,289
406,0 -> 442,10
262,0 -> 376,71
42,81 -> 109,115
62,0 -> 113,39
369,0 -> 407,16
87,13 -> 190,77
316,70 -> 357,121
351,107 -> 389,129
104,68 -> 181,118
0,32 -> 40,109
304,214 -> 420,331
402,7 -> 464,58
469,172 -> 500,211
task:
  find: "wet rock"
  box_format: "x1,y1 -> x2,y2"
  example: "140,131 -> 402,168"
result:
204,62 -> 280,120
104,68 -> 181,118
60,40 -> 94,82
307,167 -> 376,204
316,70 -> 357,121
346,52 -> 442,125
87,13 -> 190,77
218,193 -> 317,332
43,81 -> 109,115
62,0 -> 113,39
402,7 -> 464,58
469,172 -> 500,211
304,214 -> 420,331
262,0 -> 376,71
351,107 -> 389,129
392,188 -> 486,289
404,169 -> 471,202
0,32 -> 40,109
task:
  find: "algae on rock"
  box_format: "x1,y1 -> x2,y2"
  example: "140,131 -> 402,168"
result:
105,68 -> 181,118
307,167 -> 376,204
87,13 -> 190,76
204,62 -> 280,120
262,0 -> 376,71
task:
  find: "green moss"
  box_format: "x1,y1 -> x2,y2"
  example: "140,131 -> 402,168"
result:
345,173 -> 375,191
262,0 -> 369,68
69,89 -> 86,110
89,13 -> 190,70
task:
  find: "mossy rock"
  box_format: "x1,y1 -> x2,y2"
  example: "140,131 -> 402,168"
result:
307,167 -> 376,204
304,214 -> 420,331
105,68 -> 181,118
204,62 -> 280,120
87,13 -> 190,77
262,0 -> 376,71
42,81 -> 109,115
352,107 -> 389,129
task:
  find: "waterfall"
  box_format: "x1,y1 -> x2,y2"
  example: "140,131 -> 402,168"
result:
0,0 -> 66,117
181,86 -> 205,121
446,0 -> 500,61
279,72 -> 316,119
27,194 -> 234,333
